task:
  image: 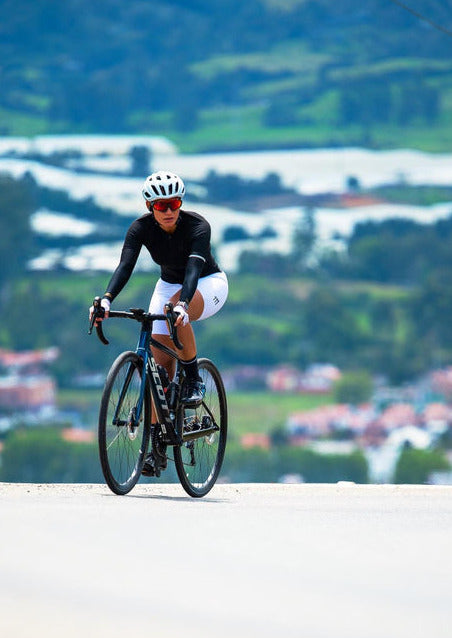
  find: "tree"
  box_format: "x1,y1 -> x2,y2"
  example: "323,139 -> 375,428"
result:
291,207 -> 316,272
0,427 -> 104,483
223,226 -> 251,242
129,146 -> 152,177
346,176 -> 361,193
173,104 -> 199,132
263,100 -> 297,127
238,250 -> 291,277
412,269 -> 452,365
394,448 -> 450,484
0,173 -> 37,304
333,371 -> 373,405
303,285 -> 364,363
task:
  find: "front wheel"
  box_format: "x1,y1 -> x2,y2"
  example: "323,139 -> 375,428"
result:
174,358 -> 227,497
98,351 -> 151,495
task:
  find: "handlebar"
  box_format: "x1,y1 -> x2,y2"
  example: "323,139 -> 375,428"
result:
88,297 -> 184,350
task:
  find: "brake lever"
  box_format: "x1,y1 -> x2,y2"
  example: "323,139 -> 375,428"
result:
165,303 -> 184,350
88,296 -> 109,345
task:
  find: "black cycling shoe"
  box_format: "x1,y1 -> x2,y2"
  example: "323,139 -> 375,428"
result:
180,379 -> 206,407
141,452 -> 158,477
141,451 -> 167,477
142,424 -> 167,477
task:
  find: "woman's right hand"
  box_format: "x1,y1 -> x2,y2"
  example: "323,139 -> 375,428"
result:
89,297 -> 111,324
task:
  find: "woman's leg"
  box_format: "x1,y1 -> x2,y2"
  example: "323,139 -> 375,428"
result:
169,289 -> 205,404
171,288 -> 204,358
150,289 -> 205,418
151,289 -> 204,369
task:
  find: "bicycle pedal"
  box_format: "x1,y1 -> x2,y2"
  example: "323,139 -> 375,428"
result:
184,416 -> 212,433
141,465 -> 156,477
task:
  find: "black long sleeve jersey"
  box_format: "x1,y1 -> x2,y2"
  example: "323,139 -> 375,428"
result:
105,209 -> 221,304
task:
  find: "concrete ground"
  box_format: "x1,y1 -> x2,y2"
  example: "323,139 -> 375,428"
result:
1,482 -> 451,638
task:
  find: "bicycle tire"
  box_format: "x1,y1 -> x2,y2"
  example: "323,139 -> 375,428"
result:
98,351 -> 151,495
174,358 -> 227,497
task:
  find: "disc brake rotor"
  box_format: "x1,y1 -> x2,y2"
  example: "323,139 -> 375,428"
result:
127,407 -> 139,440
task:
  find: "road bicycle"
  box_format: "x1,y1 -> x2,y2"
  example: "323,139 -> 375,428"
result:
89,297 -> 227,497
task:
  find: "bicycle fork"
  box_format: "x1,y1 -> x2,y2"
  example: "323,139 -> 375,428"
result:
112,363 -> 139,428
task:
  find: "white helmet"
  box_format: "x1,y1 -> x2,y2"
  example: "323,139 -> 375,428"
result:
142,171 -> 185,202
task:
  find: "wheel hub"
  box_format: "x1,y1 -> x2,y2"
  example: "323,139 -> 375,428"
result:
127,407 -> 139,440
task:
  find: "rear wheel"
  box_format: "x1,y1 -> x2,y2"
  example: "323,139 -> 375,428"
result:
98,351 -> 151,495
174,358 -> 227,497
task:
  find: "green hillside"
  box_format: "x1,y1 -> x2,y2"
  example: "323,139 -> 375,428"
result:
1,1 -> 452,150
0,269 -> 443,387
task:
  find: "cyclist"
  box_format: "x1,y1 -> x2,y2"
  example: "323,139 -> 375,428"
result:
90,171 -> 228,474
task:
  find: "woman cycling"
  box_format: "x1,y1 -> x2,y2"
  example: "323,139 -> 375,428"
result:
90,171 -> 228,471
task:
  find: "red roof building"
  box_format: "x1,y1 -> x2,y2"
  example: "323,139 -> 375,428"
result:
0,347 -> 59,369
0,375 -> 56,410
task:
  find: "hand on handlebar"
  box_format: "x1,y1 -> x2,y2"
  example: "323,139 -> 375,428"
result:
89,297 -> 110,325
173,302 -> 189,327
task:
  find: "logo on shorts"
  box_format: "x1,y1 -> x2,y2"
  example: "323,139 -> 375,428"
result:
213,295 -> 220,305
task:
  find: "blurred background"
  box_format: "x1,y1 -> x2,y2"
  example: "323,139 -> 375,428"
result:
1,0 -> 452,485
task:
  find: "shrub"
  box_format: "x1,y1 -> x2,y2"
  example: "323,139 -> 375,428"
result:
222,444 -> 368,483
0,427 -> 103,483
394,447 -> 450,484
333,371 -> 373,405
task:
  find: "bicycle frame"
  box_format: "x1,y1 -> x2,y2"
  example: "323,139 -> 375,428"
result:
137,316 -> 184,443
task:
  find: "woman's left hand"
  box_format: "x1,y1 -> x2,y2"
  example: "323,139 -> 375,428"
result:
173,302 -> 189,327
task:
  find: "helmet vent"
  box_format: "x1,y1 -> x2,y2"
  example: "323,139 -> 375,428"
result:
142,171 -> 185,203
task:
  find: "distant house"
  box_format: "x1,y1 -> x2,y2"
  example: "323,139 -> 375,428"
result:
431,367 -> 452,400
375,403 -> 417,431
287,403 -> 377,444
0,346 -> 59,369
0,347 -> 59,412
285,396 -> 452,453
267,365 -> 300,393
266,363 -> 341,394
422,402 -> 452,423
299,364 -> 341,393
0,374 -> 56,411
222,365 -> 270,391
240,433 -> 271,450
62,428 -> 95,443
287,405 -> 351,441
338,194 -> 384,208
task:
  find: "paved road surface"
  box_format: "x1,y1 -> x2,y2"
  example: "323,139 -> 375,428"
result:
1,482 -> 451,638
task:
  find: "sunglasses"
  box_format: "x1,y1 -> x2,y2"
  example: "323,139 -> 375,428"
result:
153,198 -> 182,212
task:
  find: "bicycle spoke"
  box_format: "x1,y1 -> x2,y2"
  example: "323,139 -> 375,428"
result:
174,358 -> 227,497
106,428 -> 122,451
98,352 -> 150,495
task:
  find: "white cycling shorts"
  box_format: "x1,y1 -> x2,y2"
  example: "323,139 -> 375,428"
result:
149,271 -> 228,335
